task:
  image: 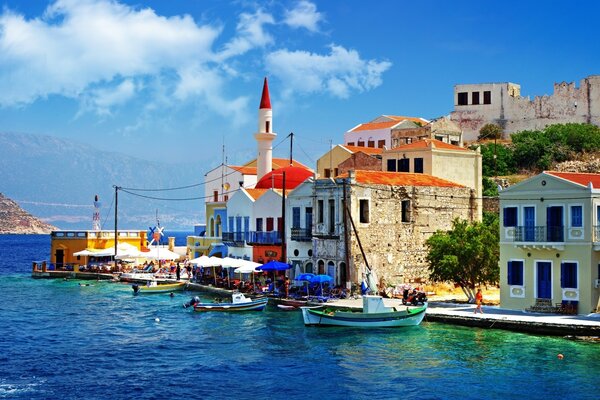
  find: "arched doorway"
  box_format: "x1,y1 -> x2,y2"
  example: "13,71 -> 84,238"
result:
317,260 -> 325,275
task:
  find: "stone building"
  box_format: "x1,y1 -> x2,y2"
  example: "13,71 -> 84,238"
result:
309,170 -> 475,289
382,139 -> 482,221
450,75 -> 600,141
391,116 -> 463,148
316,144 -> 382,178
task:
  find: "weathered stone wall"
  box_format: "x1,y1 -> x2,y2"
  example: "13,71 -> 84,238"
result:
451,75 -> 600,141
337,152 -> 381,175
348,184 -> 473,287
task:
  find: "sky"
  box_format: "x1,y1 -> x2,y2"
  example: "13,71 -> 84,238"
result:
1,0 -> 600,171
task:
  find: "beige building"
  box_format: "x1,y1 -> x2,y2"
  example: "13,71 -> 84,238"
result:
316,144 -> 382,178
382,139 -> 482,221
450,75 -> 600,141
499,171 -> 600,315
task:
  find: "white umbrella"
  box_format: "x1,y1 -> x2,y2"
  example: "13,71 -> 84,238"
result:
232,260 -> 262,291
140,246 -> 180,260
189,255 -> 222,266
73,249 -> 98,256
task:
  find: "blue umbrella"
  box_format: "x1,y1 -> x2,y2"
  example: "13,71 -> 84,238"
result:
295,273 -> 315,297
295,273 -> 315,282
258,261 -> 292,295
258,260 -> 292,271
310,275 -> 333,298
310,274 -> 333,284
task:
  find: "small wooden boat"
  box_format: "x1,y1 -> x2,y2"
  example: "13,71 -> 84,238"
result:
193,293 -> 268,312
132,281 -> 186,294
301,295 -> 427,328
268,296 -> 308,309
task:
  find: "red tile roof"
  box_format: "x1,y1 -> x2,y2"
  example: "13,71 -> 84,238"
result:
348,170 -> 464,187
229,165 -> 257,175
244,188 -> 269,200
349,116 -> 429,132
342,145 -> 383,155
242,158 -> 312,171
545,171 -> 600,188
390,138 -> 467,152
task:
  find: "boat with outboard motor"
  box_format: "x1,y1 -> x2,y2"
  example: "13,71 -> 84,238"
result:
301,295 -> 427,327
132,281 -> 187,294
185,292 -> 268,312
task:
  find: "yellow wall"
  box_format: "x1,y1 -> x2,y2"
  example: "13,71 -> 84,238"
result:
316,146 -> 352,178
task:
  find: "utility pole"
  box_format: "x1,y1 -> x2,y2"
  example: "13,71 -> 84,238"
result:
289,132 -> 294,166
342,179 -> 351,289
113,185 -> 120,264
281,171 -> 286,264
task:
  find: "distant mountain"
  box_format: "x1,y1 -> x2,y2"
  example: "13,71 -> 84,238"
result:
0,193 -> 57,234
0,132 -> 205,230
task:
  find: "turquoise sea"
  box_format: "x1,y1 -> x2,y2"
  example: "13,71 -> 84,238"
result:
0,234 -> 599,400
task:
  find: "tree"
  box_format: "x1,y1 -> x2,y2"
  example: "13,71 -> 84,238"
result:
425,217 -> 499,302
478,123 -> 502,140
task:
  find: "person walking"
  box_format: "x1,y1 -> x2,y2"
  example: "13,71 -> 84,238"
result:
474,288 -> 484,314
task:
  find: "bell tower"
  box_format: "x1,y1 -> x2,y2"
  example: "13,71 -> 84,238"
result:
255,77 -> 277,180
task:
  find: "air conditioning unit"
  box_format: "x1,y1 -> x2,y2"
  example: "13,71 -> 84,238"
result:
594,279 -> 600,289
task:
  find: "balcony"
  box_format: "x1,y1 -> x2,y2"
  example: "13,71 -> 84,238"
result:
247,231 -> 282,245
512,225 -> 564,250
222,232 -> 247,247
291,227 -> 312,242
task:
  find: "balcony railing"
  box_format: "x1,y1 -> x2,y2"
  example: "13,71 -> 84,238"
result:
513,226 -> 564,242
290,227 -> 312,242
222,232 -> 248,247
247,231 -> 282,245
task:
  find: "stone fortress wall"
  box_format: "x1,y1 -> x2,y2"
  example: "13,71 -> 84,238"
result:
450,75 -> 600,141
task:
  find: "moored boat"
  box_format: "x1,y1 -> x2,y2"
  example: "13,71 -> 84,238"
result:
301,295 -> 427,328
192,293 -> 268,312
132,281 -> 187,294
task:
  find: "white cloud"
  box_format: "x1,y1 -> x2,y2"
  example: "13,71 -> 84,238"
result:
283,0 -> 323,32
83,79 -> 138,116
0,0 -> 220,109
216,9 -> 275,61
266,45 -> 392,98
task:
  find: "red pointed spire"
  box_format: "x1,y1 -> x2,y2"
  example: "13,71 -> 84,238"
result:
259,77 -> 271,109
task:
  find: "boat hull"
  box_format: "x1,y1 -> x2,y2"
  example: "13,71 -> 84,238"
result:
132,282 -> 187,294
194,298 -> 268,312
301,304 -> 427,327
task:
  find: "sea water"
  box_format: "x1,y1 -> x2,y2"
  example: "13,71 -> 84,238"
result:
0,234 -> 598,400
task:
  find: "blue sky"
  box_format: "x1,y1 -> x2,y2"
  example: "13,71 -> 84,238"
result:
1,0 -> 599,170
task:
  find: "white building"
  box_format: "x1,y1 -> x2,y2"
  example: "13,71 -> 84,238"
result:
344,115 -> 430,150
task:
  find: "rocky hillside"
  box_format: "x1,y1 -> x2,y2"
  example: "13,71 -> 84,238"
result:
0,193 -> 57,234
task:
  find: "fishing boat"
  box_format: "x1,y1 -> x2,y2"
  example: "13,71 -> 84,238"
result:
301,295 -> 427,328
192,293 -> 268,312
132,281 -> 187,294
268,296 -> 308,309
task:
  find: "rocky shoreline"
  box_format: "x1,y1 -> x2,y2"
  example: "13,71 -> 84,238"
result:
0,193 -> 56,234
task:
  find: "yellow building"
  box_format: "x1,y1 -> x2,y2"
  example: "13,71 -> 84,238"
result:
49,230 -> 146,269
316,144 -> 382,178
499,171 -> 600,315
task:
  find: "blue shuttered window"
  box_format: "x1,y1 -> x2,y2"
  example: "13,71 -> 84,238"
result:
503,207 -> 518,227
571,205 -> 582,227
507,260 -> 523,285
560,262 -> 577,288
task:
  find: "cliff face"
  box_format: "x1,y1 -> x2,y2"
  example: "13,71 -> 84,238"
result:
0,193 -> 57,234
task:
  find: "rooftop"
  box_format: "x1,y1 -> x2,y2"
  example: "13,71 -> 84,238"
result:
349,170 -> 464,188
390,138 -> 468,152
545,171 -> 600,188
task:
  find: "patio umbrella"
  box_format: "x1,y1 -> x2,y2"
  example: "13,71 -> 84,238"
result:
257,261 -> 292,294
310,274 -> 333,298
295,273 -> 315,297
233,261 -> 262,290
190,255 -> 222,284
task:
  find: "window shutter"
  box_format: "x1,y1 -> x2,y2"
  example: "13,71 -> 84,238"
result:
560,262 -> 565,288
507,261 -> 513,285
